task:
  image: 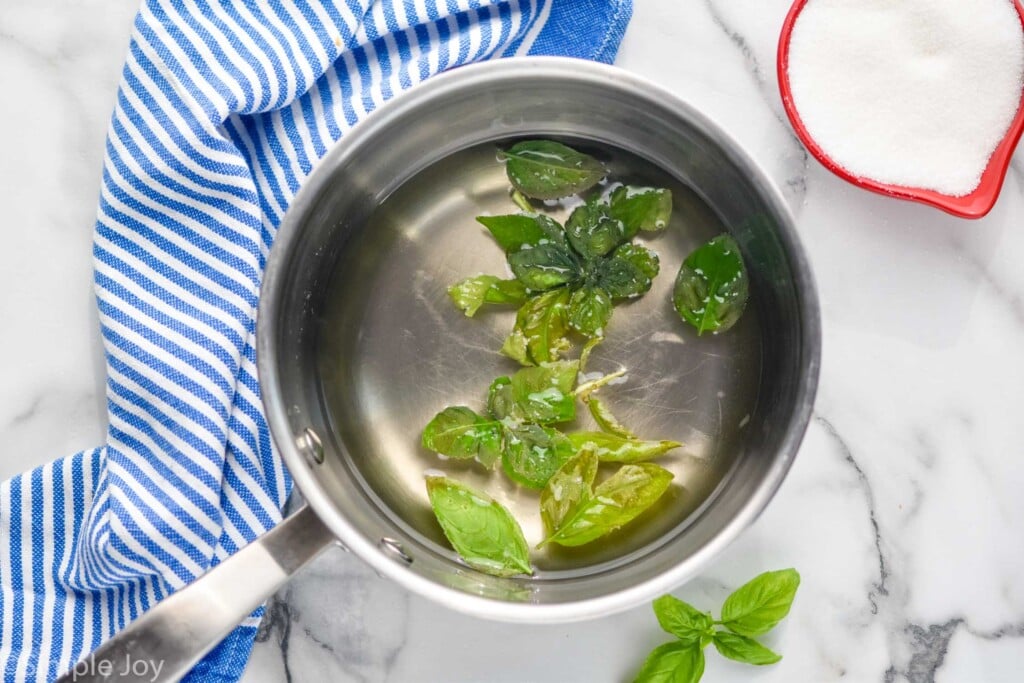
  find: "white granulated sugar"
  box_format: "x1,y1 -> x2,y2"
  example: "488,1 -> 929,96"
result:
787,0 -> 1024,196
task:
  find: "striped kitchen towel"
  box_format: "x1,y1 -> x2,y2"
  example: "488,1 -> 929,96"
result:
0,1 -> 631,681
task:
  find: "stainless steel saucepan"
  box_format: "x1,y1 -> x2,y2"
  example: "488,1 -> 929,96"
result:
61,57 -> 820,682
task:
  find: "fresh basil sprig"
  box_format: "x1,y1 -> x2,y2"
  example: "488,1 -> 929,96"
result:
673,234 -> 749,335
499,140 -> 606,200
425,476 -> 532,577
633,569 -> 800,682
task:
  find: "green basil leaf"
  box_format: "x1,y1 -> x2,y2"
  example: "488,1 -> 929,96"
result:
476,213 -> 566,253
673,234 -> 749,335
486,376 -> 516,421
566,431 -> 681,463
501,423 -> 575,490
587,396 -> 636,439
448,275 -> 528,317
500,140 -> 606,200
565,201 -> 627,259
612,243 -> 660,279
543,462 -> 673,546
507,360 -> 579,424
609,186 -> 672,237
421,406 -> 502,467
720,568 -> 800,637
595,254 -> 653,300
711,632 -> 782,665
652,595 -> 713,644
501,288 -> 572,366
425,476 -> 532,577
507,243 -> 580,291
538,448 -> 599,539
489,362 -> 580,428
568,286 -> 613,338
632,641 -> 705,683
500,328 -> 532,366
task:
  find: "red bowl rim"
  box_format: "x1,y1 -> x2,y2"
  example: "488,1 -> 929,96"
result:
777,0 -> 1024,220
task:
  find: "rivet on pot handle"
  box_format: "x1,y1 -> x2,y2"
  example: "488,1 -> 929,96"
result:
55,505 -> 334,683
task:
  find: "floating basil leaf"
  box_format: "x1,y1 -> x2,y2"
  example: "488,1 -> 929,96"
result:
507,243 -> 580,291
565,201 -> 626,259
612,243 -> 660,279
595,254 -> 652,300
609,186 -> 672,237
566,431 -> 681,463
476,213 -> 565,253
489,364 -> 580,427
501,423 -> 575,489
632,641 -> 705,683
425,476 -> 532,577
508,360 -> 579,424
486,376 -> 515,421
719,568 -> 800,637
652,595 -> 713,645
501,288 -> 572,366
542,462 -> 674,546
587,396 -> 636,439
500,140 -> 606,200
673,234 -> 749,335
501,331 -> 531,366
539,448 -> 599,540
448,275 -> 528,317
421,406 -> 502,467
711,632 -> 781,665
568,286 -> 612,338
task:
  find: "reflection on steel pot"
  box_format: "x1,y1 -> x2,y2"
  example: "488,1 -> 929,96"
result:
59,57 -> 820,683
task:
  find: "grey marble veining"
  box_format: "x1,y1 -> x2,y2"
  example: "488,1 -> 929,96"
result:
1,0 -> 1023,681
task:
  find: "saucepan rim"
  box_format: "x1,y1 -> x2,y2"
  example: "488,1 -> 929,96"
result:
256,56 -> 821,623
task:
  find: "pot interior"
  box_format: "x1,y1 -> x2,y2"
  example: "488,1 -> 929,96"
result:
262,61 -> 816,616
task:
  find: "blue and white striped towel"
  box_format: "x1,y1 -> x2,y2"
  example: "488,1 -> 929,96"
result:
0,1 -> 631,681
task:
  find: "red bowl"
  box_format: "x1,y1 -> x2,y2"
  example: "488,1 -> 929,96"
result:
777,0 -> 1024,219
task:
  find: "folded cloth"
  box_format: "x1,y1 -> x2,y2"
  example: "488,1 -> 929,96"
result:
0,1 -> 631,681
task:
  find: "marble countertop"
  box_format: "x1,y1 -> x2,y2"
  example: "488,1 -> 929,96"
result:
3,1 -> 1023,681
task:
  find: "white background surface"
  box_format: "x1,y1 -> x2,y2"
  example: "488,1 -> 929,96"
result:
2,1 -> 1023,681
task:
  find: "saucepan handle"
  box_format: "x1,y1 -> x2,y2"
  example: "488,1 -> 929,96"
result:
56,504 -> 335,683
